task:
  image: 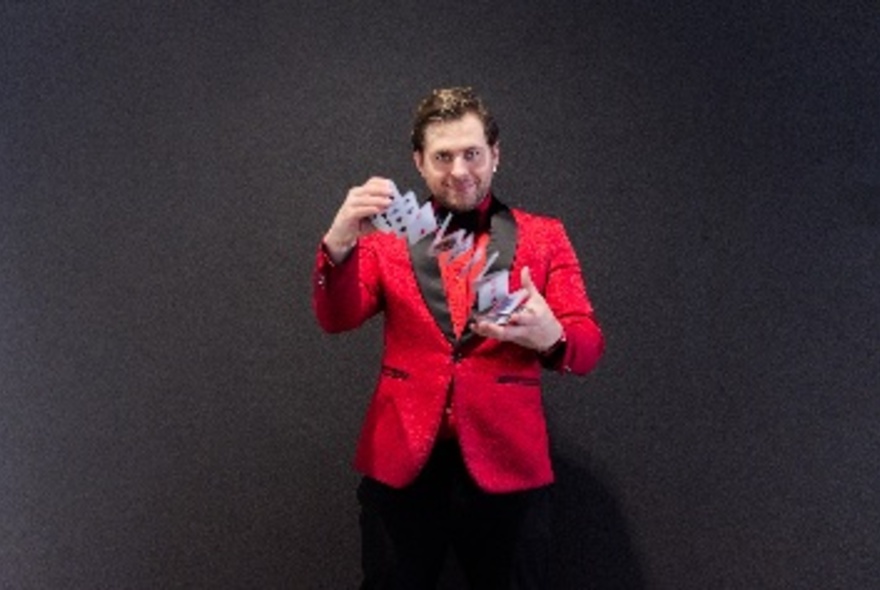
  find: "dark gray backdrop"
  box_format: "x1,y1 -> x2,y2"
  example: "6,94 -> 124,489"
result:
2,1 -> 878,588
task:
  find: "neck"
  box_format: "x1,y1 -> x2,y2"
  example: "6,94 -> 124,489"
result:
434,193 -> 494,233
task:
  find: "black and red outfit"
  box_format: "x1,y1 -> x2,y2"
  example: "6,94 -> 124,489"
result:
313,194 -> 604,588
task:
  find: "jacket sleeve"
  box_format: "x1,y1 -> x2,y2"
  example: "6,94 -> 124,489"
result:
541,221 -> 604,375
312,240 -> 383,333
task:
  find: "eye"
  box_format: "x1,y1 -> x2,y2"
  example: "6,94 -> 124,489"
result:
433,152 -> 452,163
464,148 -> 481,161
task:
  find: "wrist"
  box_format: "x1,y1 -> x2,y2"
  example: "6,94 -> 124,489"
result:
538,329 -> 566,357
323,230 -> 357,257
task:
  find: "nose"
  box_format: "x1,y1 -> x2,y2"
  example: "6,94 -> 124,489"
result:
451,155 -> 469,177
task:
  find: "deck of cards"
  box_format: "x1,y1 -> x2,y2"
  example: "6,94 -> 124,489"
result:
370,181 -> 528,324
371,182 -> 438,245
472,287 -> 528,326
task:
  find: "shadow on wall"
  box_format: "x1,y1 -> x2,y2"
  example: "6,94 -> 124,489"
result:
435,451 -> 646,589
549,453 -> 647,590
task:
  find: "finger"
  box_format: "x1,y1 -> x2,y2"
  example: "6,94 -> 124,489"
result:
362,177 -> 396,198
348,180 -> 391,201
348,197 -> 392,214
349,186 -> 393,204
470,320 -> 504,340
506,308 -> 535,326
495,323 -> 527,343
343,197 -> 393,223
520,266 -> 539,297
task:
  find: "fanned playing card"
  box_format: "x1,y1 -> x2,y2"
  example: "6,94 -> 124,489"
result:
383,190 -> 419,239
406,201 -> 438,245
367,179 -> 521,325
475,269 -> 510,313
474,287 -> 528,326
370,181 -> 403,233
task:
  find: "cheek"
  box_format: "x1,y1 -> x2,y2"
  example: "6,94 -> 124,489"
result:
426,169 -> 444,182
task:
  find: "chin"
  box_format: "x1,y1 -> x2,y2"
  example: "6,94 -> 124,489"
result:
450,200 -> 476,212
442,191 -> 484,212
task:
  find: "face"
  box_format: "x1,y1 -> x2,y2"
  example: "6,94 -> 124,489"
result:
413,112 -> 500,212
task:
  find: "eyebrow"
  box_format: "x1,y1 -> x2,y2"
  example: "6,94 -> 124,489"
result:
433,146 -> 481,154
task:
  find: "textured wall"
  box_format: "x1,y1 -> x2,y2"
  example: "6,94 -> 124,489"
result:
2,1 -> 878,588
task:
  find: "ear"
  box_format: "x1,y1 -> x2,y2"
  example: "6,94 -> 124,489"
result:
491,142 -> 500,168
412,150 -> 425,176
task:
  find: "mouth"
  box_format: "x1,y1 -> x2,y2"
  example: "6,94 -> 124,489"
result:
448,181 -> 477,194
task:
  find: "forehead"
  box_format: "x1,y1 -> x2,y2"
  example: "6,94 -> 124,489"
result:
422,112 -> 488,152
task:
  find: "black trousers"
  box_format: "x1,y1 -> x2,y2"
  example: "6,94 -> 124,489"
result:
357,439 -> 552,590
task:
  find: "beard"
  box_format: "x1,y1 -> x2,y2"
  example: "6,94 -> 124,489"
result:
432,179 -> 490,212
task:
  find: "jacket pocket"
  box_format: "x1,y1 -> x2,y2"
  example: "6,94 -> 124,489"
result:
381,365 -> 410,380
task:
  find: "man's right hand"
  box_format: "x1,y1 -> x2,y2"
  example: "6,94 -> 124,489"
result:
323,177 -> 395,263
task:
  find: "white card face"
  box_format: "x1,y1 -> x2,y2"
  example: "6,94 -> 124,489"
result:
476,269 -> 510,312
370,181 -> 403,232
372,210 -> 393,232
406,201 -> 438,245
384,190 -> 418,238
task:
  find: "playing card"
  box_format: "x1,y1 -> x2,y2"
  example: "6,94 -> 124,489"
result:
428,214 -> 454,256
372,210 -> 394,233
385,190 -> 419,239
474,288 -> 528,325
472,250 -> 500,284
475,269 -> 510,313
370,181 -> 404,233
446,230 -> 473,263
405,201 -> 438,245
458,244 -> 485,278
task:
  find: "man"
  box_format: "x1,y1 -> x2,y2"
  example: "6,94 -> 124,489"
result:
313,87 -> 604,589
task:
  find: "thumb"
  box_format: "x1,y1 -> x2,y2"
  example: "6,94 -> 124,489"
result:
520,266 -> 539,295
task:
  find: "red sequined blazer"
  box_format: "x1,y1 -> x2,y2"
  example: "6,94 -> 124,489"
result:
312,198 -> 604,493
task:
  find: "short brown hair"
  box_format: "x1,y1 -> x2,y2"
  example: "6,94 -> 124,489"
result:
410,87 -> 499,152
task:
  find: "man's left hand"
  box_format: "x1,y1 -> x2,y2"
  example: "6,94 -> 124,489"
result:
471,267 -> 563,352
